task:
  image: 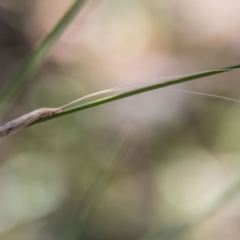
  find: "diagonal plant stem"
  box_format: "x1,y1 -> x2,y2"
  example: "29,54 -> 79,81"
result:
31,63 -> 240,126
0,0 -> 87,112
1,63 -> 239,138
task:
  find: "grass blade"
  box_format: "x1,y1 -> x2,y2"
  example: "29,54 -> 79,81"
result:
0,0 -> 87,112
31,63 -> 240,126
63,133 -> 133,240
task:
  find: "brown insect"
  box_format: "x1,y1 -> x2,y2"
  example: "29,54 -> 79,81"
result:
0,88 -> 120,138
1,67 -> 240,138
0,108 -> 61,138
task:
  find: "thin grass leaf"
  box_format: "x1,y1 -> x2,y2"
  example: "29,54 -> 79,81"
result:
31,63 -> 240,126
0,0 -> 87,112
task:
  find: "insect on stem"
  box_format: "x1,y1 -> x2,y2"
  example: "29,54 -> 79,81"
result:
0,108 -> 61,138
0,88 -> 123,138
1,66 -> 240,138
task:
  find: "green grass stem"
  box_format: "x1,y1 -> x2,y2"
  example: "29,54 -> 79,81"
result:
31,63 -> 240,126
0,0 -> 87,112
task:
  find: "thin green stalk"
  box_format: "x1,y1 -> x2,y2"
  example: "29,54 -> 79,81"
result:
0,0 -> 87,112
31,63 -> 240,126
77,134 -> 132,240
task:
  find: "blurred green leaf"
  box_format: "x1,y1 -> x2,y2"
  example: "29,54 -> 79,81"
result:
63,132 -> 133,240
0,0 -> 87,112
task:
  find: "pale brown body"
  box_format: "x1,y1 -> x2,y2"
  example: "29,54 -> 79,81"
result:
0,108 -> 61,138
0,88 -> 120,138
0,89 -> 116,138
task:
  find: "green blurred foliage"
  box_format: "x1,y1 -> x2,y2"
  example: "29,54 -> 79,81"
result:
1,1 -> 240,240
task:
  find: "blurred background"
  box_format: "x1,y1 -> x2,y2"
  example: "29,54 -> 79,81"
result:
1,0 -> 240,239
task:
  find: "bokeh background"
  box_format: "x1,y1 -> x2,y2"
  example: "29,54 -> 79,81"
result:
1,0 -> 240,239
